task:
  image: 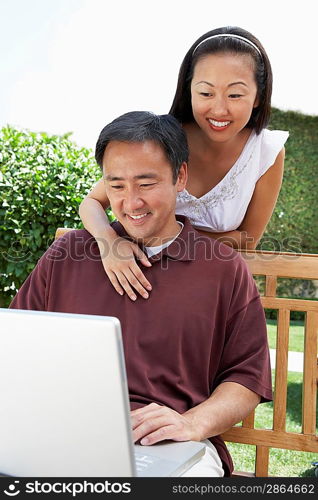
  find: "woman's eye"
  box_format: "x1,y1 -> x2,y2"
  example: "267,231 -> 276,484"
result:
199,92 -> 212,97
229,94 -> 243,98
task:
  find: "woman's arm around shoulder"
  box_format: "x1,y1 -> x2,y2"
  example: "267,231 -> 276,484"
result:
79,178 -> 111,237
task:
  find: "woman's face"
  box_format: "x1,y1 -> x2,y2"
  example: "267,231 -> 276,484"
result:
190,52 -> 259,143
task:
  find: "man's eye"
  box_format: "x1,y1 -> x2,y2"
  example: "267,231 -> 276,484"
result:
140,183 -> 156,188
229,94 -> 243,98
110,185 -> 123,189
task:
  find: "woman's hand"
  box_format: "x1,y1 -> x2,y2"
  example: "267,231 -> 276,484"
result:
97,235 -> 152,301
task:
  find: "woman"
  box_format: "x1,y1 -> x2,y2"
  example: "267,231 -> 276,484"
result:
79,26 -> 288,300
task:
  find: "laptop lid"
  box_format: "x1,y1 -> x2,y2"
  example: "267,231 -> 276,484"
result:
0,308 -> 206,477
0,308 -> 136,477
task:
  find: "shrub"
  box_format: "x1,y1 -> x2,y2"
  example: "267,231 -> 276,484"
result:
261,108 -> 318,254
0,126 -> 102,307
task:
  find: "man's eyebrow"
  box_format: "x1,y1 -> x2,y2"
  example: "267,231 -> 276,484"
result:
105,173 -> 159,181
195,80 -> 248,88
105,175 -> 123,181
134,173 -> 158,180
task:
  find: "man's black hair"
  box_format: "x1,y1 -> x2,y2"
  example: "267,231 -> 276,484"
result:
95,111 -> 188,183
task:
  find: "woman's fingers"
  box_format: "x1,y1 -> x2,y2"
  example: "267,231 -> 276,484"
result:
132,245 -> 152,269
100,239 -> 153,299
117,269 -> 149,300
129,260 -> 152,292
105,270 -> 125,296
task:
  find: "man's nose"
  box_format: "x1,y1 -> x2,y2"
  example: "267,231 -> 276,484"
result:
124,190 -> 144,212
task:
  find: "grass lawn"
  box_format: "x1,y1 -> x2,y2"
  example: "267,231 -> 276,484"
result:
266,319 -> 305,352
226,371 -> 318,477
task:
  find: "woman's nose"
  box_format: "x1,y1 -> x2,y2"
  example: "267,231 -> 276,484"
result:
210,96 -> 228,117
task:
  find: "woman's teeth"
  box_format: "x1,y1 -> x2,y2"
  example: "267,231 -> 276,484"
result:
208,119 -> 230,127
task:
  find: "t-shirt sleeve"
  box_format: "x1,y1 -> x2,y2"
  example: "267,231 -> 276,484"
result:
258,129 -> 289,178
9,238 -> 64,311
214,256 -> 273,403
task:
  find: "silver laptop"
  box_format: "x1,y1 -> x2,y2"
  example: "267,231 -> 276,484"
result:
0,308 -> 205,477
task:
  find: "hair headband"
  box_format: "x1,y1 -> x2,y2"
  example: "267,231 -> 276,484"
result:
192,33 -> 262,58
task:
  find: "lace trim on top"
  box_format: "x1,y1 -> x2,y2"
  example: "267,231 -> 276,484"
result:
177,136 -> 256,217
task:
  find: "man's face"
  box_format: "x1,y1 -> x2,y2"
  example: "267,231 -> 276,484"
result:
103,140 -> 187,246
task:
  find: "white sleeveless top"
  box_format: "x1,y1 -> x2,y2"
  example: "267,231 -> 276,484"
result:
175,129 -> 289,232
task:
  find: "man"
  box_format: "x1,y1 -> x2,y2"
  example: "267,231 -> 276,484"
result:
10,111 -> 272,476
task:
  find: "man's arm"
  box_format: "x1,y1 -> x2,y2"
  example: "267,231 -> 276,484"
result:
131,382 -> 260,445
10,260 -> 47,310
132,255 -> 271,446
9,238 -> 60,310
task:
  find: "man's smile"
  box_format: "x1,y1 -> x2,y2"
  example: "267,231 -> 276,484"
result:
126,212 -> 152,224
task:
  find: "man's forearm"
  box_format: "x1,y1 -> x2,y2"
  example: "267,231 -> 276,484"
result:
183,382 -> 261,441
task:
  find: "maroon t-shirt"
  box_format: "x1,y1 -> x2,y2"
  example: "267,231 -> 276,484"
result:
10,216 -> 272,475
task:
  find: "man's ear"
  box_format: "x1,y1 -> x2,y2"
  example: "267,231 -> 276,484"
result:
176,162 -> 188,192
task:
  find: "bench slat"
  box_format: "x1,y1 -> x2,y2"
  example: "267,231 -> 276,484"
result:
273,309 -> 290,431
255,446 -> 270,477
261,297 -> 318,312
240,251 -> 318,280
222,427 -> 318,452
242,411 -> 255,429
302,311 -> 318,435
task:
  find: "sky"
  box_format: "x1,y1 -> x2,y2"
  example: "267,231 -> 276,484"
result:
1,0 -> 317,150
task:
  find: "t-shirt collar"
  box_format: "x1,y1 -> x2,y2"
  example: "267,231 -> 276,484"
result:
112,215 -> 197,263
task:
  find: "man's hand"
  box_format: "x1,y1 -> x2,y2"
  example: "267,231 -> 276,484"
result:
131,403 -> 201,445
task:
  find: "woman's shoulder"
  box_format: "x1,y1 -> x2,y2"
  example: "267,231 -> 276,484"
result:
260,128 -> 289,148
237,128 -> 288,165
256,128 -> 289,177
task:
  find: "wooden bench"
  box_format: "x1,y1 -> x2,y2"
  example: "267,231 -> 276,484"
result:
55,229 -> 318,477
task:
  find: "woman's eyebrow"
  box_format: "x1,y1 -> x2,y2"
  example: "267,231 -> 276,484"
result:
194,80 -> 214,87
228,81 -> 248,88
194,80 -> 248,87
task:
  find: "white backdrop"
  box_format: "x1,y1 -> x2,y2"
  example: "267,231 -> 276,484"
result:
1,0 -> 317,149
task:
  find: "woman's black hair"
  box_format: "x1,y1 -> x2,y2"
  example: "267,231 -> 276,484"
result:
169,26 -> 272,134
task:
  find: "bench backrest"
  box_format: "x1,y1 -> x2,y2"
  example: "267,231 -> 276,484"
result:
55,229 -> 318,476
221,250 -> 318,476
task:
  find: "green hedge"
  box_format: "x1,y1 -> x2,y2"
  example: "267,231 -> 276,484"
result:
261,107 -> 318,254
0,126 -> 102,307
